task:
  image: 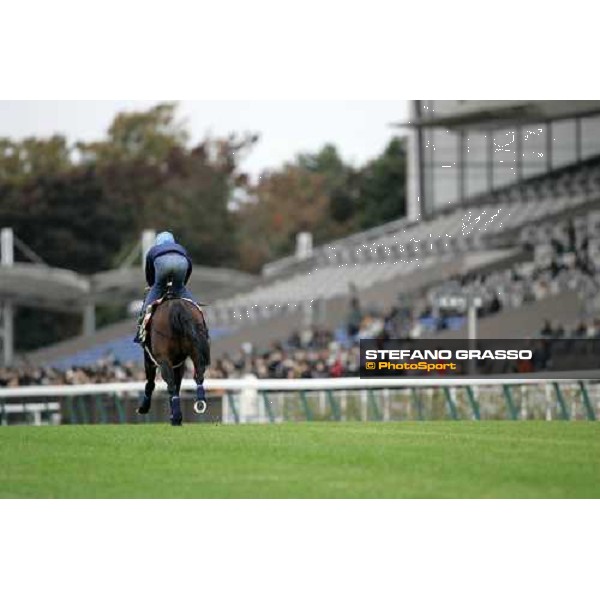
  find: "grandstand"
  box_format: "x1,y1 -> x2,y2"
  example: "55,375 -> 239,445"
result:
205,157 -> 600,328
6,100 -> 600,371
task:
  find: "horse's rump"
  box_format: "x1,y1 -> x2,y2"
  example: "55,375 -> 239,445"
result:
151,299 -> 210,366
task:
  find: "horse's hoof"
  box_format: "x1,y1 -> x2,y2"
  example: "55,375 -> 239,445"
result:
137,394 -> 151,415
194,400 -> 207,414
170,418 -> 183,426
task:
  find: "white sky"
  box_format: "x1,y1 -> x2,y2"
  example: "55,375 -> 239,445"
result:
0,101 -> 409,178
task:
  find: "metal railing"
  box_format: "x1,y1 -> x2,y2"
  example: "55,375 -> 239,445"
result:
0,377 -> 597,425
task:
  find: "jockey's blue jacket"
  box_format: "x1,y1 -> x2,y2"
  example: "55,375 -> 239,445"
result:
145,242 -> 192,287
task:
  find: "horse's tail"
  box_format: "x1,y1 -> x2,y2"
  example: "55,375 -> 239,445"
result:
169,301 -> 211,365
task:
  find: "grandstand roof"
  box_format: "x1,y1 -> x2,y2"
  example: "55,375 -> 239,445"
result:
394,100 -> 600,130
0,264 -> 90,312
1,263 -> 259,312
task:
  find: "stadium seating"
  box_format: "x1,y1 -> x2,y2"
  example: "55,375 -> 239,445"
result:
24,157 -> 600,368
205,158 -> 600,329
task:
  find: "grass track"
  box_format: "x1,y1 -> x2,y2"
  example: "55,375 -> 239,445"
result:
0,422 -> 598,498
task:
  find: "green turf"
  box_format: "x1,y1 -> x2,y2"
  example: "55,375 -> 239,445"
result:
0,422 -> 598,498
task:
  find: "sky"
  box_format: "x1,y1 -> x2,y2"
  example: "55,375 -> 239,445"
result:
0,100 -> 409,178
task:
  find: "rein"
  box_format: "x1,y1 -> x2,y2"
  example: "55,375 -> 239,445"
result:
144,343 -> 185,369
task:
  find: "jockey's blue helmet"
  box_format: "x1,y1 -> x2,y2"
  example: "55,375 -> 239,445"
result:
155,231 -> 175,246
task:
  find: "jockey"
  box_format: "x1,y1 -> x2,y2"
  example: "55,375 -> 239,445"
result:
133,231 -> 197,343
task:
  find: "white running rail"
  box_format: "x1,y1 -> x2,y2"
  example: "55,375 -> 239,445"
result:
0,376 -> 597,425
0,376 -> 589,399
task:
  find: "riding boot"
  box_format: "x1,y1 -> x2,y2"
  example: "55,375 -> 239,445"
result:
133,310 -> 144,344
133,288 -> 151,344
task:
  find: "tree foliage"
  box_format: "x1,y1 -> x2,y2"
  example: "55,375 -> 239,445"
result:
0,104 -> 258,350
235,138 -> 407,271
0,135 -> 71,184
356,137 -> 407,228
76,102 -> 188,165
0,102 -> 407,350
236,165 -> 332,271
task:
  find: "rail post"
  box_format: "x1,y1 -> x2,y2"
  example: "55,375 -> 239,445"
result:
502,385 -> 519,420
360,390 -> 368,421
114,394 -> 126,424
383,388 -> 391,421
411,387 -> 424,420
578,381 -> 596,421
299,391 -> 313,421
552,382 -> 570,420
78,395 -> 90,424
261,391 -> 275,423
96,395 -> 108,424
443,387 -> 459,420
68,396 -> 78,424
367,389 -> 382,420
465,386 -> 481,420
227,392 -> 239,424
326,390 -> 341,421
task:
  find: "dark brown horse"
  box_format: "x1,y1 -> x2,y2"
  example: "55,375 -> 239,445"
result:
137,292 -> 210,426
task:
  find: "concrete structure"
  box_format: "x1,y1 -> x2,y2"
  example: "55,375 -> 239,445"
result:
1,228 -> 15,366
0,229 -> 258,366
400,100 -> 600,220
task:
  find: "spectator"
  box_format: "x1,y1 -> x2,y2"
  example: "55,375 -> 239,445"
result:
573,321 -> 587,338
347,296 -> 362,338
540,320 -> 553,337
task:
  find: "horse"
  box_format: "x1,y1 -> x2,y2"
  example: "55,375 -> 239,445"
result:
136,286 -> 210,426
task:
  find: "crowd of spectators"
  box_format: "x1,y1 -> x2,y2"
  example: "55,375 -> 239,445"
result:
5,310 -> 600,388
7,309 -> 600,389
210,343 -> 361,379
538,317 -> 600,339
0,325 -> 362,387
4,313 -> 600,389
5,214 -> 600,388
0,357 -> 145,388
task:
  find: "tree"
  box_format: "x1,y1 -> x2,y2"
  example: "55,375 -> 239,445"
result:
296,143 -> 360,225
146,150 -> 238,267
1,165 -> 129,274
0,103 -> 259,351
297,143 -> 347,188
129,132 -> 258,267
234,138 -> 408,271
0,135 -> 72,184
78,107 -> 258,268
356,137 -> 407,229
236,165 -> 333,272
77,102 -> 188,165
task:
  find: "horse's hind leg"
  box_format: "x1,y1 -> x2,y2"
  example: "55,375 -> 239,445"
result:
174,364 -> 184,396
174,363 -> 185,419
160,361 -> 182,426
137,353 -> 156,415
191,347 -> 209,414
